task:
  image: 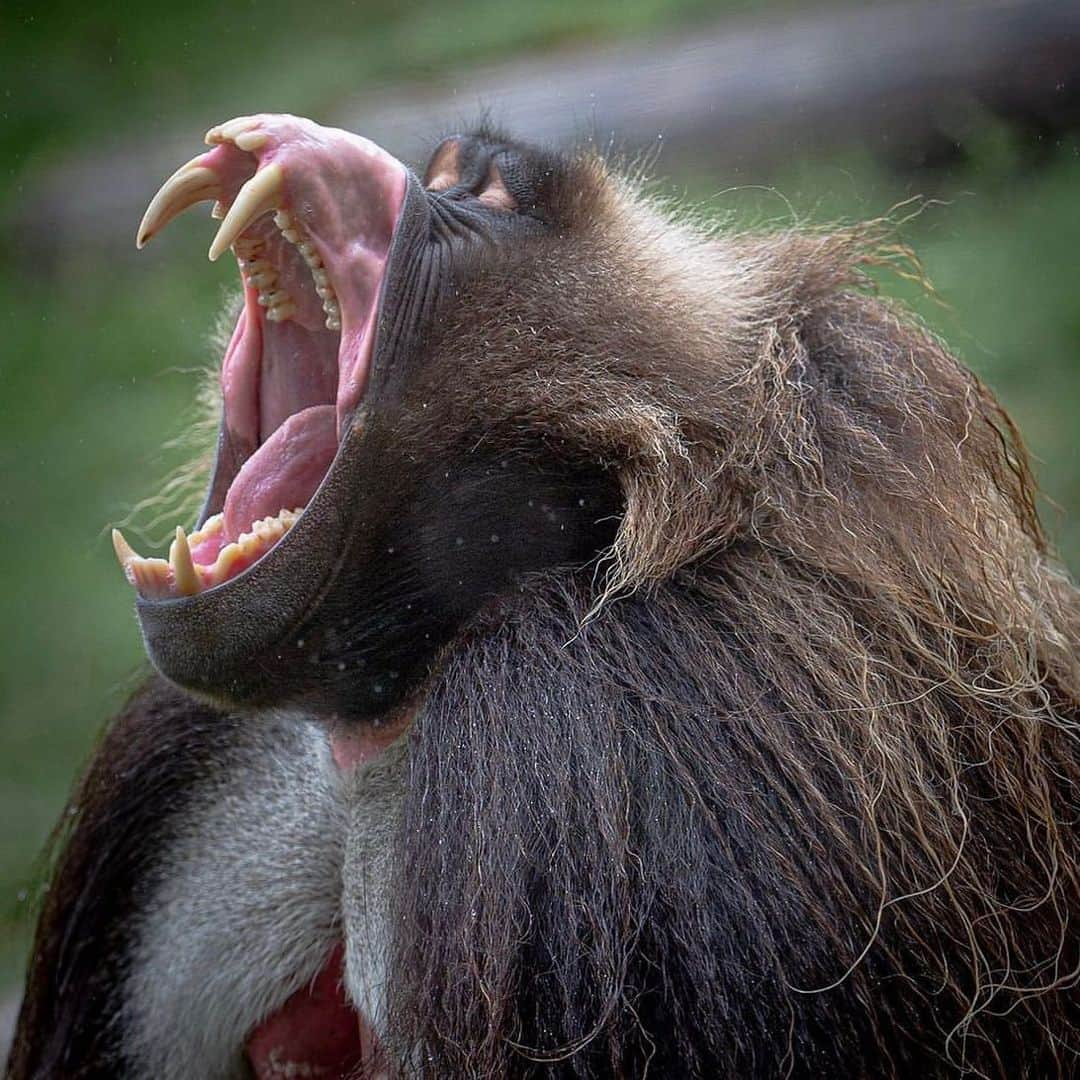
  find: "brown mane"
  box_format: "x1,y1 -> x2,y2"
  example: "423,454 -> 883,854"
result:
385,152 -> 1079,1076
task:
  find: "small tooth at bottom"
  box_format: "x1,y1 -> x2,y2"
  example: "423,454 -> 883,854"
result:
325,315 -> 341,331
259,289 -> 291,308
131,559 -> 171,599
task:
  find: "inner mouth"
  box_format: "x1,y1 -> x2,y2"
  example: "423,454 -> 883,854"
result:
112,115 -> 407,600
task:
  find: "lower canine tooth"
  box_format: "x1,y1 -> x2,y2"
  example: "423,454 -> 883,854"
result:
169,526 -> 202,596
112,528 -> 140,574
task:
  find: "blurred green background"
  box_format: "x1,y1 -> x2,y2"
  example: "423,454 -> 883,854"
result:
1,0 -> 1077,997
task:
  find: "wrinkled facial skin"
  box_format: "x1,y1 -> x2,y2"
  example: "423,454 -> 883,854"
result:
130,119 -> 620,722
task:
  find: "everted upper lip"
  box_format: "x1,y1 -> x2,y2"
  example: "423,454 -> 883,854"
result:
125,155 -> 433,706
113,114 -> 411,605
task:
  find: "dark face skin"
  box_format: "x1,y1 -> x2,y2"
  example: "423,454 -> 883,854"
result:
126,119 -> 621,722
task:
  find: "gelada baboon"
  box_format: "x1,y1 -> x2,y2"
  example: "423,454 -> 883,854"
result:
6,114 -> 1078,1078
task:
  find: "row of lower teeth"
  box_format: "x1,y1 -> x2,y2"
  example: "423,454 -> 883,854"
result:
272,209 -> 341,331
114,508 -> 303,599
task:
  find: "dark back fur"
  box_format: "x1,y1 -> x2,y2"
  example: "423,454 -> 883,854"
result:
7,681 -> 237,1078
383,161 -> 1079,1075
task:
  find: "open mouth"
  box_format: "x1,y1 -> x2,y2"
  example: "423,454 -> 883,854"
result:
112,114 -> 407,599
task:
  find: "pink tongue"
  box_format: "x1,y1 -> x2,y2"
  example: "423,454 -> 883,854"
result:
223,404 -> 337,541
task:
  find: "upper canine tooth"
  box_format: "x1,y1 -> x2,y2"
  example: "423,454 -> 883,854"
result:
137,158 -> 223,249
209,163 -> 284,262
169,526 -> 203,596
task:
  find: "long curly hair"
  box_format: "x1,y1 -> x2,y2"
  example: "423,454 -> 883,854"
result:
385,159 -> 1079,1077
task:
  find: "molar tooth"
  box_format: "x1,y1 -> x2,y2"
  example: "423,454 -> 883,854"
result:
209,163 -> 284,262
325,315 -> 341,331
280,226 -> 301,243
266,301 -> 297,322
311,268 -> 330,286
246,269 -> 277,289
188,514 -> 224,545
137,159 -> 222,249
259,289 -> 291,308
273,209 -> 293,229
297,241 -> 316,258
169,526 -> 202,596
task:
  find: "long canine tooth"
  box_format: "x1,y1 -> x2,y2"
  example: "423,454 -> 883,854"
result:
170,526 -> 202,596
208,163 -> 284,262
112,528 -> 140,574
137,159 -> 222,249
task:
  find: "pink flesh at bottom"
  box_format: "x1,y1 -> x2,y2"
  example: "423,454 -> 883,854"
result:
245,945 -> 385,1079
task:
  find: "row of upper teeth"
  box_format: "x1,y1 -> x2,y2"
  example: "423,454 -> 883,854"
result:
112,508 -> 302,598
234,235 -> 296,323
272,209 -> 341,331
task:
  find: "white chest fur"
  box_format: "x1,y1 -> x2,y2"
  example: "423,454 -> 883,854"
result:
122,713 -> 406,1079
